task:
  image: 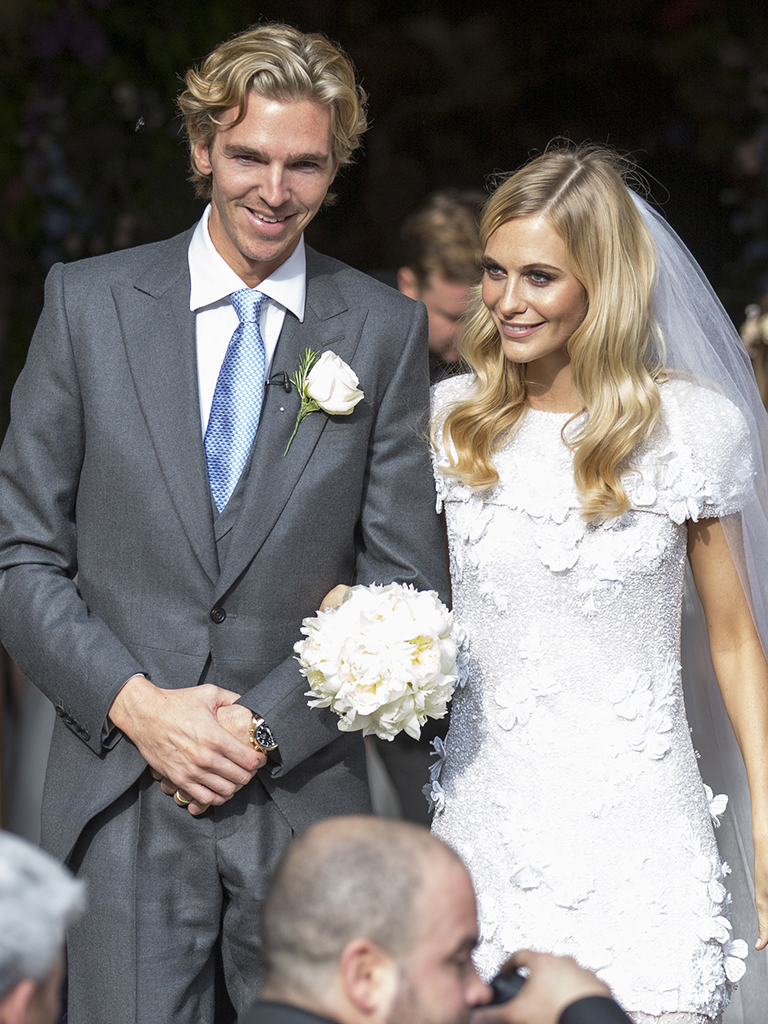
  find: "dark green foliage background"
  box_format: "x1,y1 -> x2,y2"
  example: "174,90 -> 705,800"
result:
2,0 -> 768,429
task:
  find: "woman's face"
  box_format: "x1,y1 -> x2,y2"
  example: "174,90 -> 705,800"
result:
481,215 -> 588,377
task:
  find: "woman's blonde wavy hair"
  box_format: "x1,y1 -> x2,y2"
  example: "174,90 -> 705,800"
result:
438,144 -> 664,520
178,23 -> 368,201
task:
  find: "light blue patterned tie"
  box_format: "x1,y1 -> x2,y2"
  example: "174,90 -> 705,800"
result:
205,289 -> 268,512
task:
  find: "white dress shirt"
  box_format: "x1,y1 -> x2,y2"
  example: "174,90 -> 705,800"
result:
187,204 -> 307,434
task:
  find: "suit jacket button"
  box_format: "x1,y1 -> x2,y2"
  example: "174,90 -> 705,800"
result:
210,606 -> 226,624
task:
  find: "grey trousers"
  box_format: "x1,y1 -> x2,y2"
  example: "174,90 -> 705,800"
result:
67,769 -> 293,1024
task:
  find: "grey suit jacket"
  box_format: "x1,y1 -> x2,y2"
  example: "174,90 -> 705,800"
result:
0,229 -> 449,862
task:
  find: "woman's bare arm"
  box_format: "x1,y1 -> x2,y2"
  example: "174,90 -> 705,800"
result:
688,516 -> 768,949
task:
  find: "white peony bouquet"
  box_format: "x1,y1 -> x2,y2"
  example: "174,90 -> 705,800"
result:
295,583 -> 460,741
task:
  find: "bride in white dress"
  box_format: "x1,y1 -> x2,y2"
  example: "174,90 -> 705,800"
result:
428,146 -> 768,1024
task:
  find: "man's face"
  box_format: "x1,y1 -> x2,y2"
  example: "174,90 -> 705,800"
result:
389,857 -> 490,1024
398,269 -> 473,363
193,91 -> 338,287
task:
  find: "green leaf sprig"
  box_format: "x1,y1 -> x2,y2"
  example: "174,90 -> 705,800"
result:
284,348 -> 321,456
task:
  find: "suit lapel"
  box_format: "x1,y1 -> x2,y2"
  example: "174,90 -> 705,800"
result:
114,230 -> 218,584
214,249 -> 367,599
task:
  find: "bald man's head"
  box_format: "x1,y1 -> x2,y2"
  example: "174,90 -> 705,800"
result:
261,816 -> 464,999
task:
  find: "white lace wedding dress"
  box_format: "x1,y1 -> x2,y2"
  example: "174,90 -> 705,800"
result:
429,375 -> 754,1024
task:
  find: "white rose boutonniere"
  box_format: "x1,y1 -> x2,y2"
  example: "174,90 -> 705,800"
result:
307,351 -> 363,413
284,348 -> 364,455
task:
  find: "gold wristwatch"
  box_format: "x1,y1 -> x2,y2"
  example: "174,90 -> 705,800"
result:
249,714 -> 279,759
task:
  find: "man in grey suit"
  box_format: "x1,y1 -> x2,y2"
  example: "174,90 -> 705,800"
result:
0,24 -> 448,1024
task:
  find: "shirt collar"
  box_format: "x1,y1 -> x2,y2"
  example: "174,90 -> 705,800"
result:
188,204 -> 306,322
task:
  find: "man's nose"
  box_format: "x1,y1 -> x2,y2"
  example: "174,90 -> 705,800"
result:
466,968 -> 493,1008
258,164 -> 289,207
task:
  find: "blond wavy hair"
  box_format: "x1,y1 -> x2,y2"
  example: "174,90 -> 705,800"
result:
178,23 -> 368,200
437,145 -> 664,520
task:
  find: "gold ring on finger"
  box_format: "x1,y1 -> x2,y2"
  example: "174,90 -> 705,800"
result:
174,790 -> 191,807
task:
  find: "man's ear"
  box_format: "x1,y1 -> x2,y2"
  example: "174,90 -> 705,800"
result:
192,138 -> 213,178
337,938 -> 398,1017
0,979 -> 36,1024
397,267 -> 421,300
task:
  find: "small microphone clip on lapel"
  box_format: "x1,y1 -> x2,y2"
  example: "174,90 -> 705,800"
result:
266,371 -> 292,393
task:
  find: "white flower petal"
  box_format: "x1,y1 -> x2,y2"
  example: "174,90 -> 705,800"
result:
703,784 -> 729,827
708,879 -> 727,904
725,955 -> 747,983
305,351 -> 363,414
725,938 -> 749,959
422,779 -> 446,815
510,865 -> 541,890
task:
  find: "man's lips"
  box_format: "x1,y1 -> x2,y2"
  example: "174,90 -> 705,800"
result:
243,207 -> 298,232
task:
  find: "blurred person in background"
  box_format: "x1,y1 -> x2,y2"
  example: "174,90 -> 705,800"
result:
397,189 -> 484,383
370,189 -> 483,825
740,299 -> 768,408
0,831 -> 83,1024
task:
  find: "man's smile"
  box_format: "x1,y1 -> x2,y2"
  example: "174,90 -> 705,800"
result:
238,204 -> 302,238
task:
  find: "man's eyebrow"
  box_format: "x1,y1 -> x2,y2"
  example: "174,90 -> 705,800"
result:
220,142 -> 331,163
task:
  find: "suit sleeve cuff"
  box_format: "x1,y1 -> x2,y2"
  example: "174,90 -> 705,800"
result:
100,672 -> 147,749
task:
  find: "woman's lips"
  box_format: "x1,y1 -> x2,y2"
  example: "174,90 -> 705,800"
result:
499,321 -> 545,339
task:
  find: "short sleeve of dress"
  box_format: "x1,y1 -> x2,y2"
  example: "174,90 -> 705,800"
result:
649,379 -> 755,523
429,374 -> 477,513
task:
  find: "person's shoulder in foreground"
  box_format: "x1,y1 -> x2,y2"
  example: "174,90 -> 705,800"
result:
558,995 -> 633,1024
242,1002 -> 335,1024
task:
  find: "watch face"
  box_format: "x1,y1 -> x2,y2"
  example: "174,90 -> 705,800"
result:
255,723 -> 277,750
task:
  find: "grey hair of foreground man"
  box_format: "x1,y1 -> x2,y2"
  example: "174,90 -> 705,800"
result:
261,816 -> 461,998
0,831 -> 84,1021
